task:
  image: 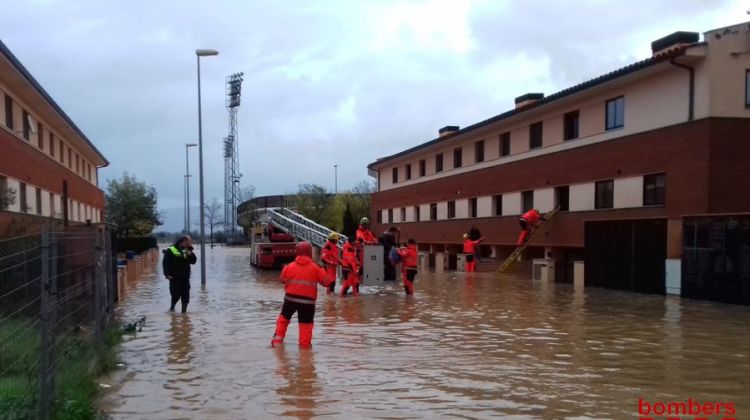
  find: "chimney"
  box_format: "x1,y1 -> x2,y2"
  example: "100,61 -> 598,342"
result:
651,31 -> 699,56
439,125 -> 460,137
514,93 -> 544,109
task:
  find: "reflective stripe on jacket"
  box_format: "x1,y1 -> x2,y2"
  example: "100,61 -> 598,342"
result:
280,255 -> 331,300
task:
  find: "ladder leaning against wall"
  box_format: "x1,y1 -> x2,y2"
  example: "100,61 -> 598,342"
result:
498,207 -> 560,273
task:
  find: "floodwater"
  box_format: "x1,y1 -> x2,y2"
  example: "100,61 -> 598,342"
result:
100,247 -> 750,419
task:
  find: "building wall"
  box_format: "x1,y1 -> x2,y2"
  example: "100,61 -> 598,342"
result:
0,128 -> 104,213
370,118 -> 746,247
1,81 -> 99,187
376,63 -> 700,192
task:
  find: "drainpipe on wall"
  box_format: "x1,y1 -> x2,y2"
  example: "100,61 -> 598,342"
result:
670,59 -> 694,121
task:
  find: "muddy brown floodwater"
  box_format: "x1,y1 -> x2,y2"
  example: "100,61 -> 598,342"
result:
99,247 -> 750,419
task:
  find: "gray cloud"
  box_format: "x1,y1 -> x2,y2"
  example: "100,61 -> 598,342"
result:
1,0 -> 745,231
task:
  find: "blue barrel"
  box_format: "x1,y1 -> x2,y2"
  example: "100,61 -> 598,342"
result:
126,250 -> 136,260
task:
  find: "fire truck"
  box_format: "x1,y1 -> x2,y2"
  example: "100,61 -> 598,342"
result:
249,222 -> 297,269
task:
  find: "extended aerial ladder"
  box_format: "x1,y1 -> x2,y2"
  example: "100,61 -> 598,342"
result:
498,207 -> 560,273
265,207 -> 348,249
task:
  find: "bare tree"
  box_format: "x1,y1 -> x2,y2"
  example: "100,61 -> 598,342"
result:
204,198 -> 223,248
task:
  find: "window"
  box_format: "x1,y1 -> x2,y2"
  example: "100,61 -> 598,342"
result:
493,194 -> 503,216
76,154 -> 80,174
447,201 -> 456,218
430,203 -> 437,220
49,192 -> 55,217
4,94 -> 13,130
388,208 -> 393,223
400,207 -> 406,222
605,96 -> 625,130
414,206 -> 421,221
453,147 -> 462,168
19,182 -> 27,213
563,110 -> 579,140
377,210 -> 383,224
405,164 -> 412,180
500,132 -> 510,157
35,188 -> 42,215
419,159 -> 426,177
475,140 -> 485,163
435,153 -> 443,172
50,132 -> 55,157
60,141 -> 64,164
746,70 -> 750,107
529,122 -> 543,150
522,190 -> 534,213
68,148 -> 72,168
555,185 -> 570,211
643,173 -> 666,206
392,167 -> 398,184
0,176 -> 8,210
37,124 -> 44,150
595,180 -> 614,209
469,197 -> 477,218
22,110 -> 30,140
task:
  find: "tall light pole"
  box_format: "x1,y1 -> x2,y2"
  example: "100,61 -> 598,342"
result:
334,164 -> 338,195
196,48 -> 218,286
185,143 -> 197,233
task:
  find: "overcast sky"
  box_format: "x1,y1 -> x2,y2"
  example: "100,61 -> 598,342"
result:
1,1 -> 746,231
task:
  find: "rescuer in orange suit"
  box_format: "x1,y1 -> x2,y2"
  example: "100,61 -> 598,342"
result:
355,217 -> 379,245
462,234 -> 484,272
321,232 -> 340,295
354,217 -> 379,279
340,239 -> 360,296
517,208 -> 545,246
271,242 -> 332,348
397,239 -> 419,295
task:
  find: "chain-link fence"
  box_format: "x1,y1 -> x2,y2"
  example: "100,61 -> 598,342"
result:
0,225 -> 116,419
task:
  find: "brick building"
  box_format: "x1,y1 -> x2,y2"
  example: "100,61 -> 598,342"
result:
0,40 -> 108,229
367,23 -> 750,301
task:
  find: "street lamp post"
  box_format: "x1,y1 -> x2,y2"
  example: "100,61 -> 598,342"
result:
196,48 -> 218,286
185,143 -> 197,233
334,164 -> 338,195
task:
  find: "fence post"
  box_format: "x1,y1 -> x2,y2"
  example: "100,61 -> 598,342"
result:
94,228 -> 103,346
39,227 -> 51,420
104,227 -> 114,322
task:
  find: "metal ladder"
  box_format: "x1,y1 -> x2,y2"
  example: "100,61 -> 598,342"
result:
265,207 -> 348,249
498,207 -> 560,273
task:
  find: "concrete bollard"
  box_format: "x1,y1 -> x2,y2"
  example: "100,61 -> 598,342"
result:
418,251 -> 429,270
573,261 -> 584,289
434,252 -> 445,273
457,253 -> 467,272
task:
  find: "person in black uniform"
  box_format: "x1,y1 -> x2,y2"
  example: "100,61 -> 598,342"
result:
162,235 -> 197,313
380,226 -> 399,281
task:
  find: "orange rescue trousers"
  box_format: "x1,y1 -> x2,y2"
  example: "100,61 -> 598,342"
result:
340,268 -> 360,296
272,298 -> 316,348
402,268 -> 417,295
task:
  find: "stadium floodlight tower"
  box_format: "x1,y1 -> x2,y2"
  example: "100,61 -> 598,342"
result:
224,72 -> 243,240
